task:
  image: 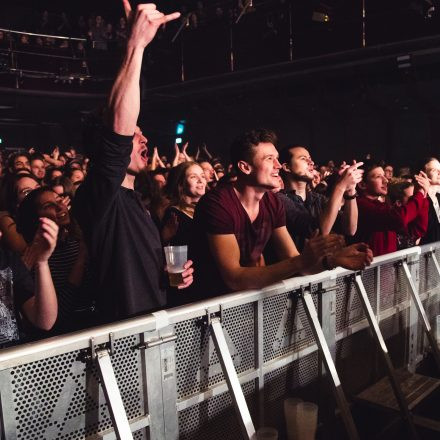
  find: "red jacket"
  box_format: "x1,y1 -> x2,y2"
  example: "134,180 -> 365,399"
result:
356,191 -> 428,256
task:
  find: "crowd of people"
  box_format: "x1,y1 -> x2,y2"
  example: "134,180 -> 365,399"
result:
1,1 -> 440,350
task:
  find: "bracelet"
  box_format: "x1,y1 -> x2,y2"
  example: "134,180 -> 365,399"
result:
343,192 -> 357,200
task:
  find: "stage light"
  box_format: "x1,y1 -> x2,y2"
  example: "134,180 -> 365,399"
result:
312,12 -> 330,23
175,137 -> 183,144
176,121 -> 185,135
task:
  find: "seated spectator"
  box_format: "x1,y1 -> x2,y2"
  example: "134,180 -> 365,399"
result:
161,162 -> 206,245
0,173 -> 41,254
17,188 -> 93,334
30,153 -> 46,181
355,160 -> 429,256
388,178 -> 428,249
191,129 -> 373,300
0,217 -> 58,348
279,145 -> 361,251
420,157 -> 440,244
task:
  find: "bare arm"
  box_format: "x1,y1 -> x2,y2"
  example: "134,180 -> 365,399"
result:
207,228 -> 345,291
21,218 -> 58,331
107,2 -> 180,135
320,161 -> 363,236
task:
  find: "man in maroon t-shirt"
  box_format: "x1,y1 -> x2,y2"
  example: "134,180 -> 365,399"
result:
191,129 -> 374,299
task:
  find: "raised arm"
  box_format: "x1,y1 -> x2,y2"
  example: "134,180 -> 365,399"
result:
321,161 -> 363,236
21,218 -> 59,331
107,1 -> 180,135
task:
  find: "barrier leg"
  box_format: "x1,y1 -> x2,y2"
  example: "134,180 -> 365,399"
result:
210,317 -> 256,440
353,274 -> 419,439
301,291 -> 360,440
402,261 -> 440,371
96,349 -> 134,440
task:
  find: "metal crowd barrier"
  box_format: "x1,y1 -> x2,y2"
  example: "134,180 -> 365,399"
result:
1,243 -> 440,439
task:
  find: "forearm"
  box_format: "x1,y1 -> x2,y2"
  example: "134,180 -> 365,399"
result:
222,254 -> 323,291
107,44 -> 144,135
26,262 -> 58,330
341,199 -> 358,236
320,184 -> 344,235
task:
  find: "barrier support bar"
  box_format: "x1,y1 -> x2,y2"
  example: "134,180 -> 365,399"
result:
210,317 -> 256,439
353,274 -> 419,439
301,291 -> 360,440
402,261 -> 440,371
96,349 -> 134,440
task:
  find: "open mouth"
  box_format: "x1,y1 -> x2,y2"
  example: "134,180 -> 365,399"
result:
140,148 -> 148,162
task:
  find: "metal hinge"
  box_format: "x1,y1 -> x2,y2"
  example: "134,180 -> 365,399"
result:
132,334 -> 178,351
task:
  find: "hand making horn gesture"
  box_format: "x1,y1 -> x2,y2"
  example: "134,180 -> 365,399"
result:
122,0 -> 181,48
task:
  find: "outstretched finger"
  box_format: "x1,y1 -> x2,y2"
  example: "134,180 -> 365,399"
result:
122,0 -> 132,19
159,12 -> 181,24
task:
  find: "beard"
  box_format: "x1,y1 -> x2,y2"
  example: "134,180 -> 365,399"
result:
291,171 -> 313,183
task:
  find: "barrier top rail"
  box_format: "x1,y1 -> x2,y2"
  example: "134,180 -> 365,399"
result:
0,27 -> 87,42
0,243 -> 436,370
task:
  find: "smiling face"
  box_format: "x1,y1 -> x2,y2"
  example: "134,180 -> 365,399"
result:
282,147 -> 314,182
183,164 -> 207,201
31,159 -> 46,180
13,155 -> 31,173
70,169 -> 84,184
36,191 -> 70,226
127,126 -> 148,176
243,142 -> 281,190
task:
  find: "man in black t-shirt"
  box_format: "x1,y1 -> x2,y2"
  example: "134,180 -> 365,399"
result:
73,1 -> 193,322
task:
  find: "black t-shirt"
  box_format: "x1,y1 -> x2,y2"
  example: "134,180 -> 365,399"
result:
73,127 -> 166,322
0,247 -> 34,348
421,194 -> 440,245
161,206 -> 194,246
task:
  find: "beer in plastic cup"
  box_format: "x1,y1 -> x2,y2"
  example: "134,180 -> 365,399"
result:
164,246 -> 187,287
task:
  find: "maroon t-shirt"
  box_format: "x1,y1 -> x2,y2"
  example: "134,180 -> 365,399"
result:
191,184 -> 286,299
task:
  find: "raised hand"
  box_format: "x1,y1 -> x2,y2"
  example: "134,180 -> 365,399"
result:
339,160 -> 364,194
414,170 -> 430,197
122,1 -> 180,49
22,218 -> 59,269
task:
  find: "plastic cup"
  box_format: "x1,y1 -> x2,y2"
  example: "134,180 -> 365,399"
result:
164,246 -> 187,287
284,397 -> 303,440
256,427 -> 278,440
295,402 -> 318,440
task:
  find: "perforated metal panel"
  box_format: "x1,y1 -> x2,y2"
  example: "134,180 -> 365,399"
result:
263,290 -> 318,363
175,303 -> 255,400
178,379 -> 257,440
336,268 -> 376,333
9,334 -> 146,439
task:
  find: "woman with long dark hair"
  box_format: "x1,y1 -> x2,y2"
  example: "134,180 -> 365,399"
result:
161,161 -> 207,245
16,187 -> 94,333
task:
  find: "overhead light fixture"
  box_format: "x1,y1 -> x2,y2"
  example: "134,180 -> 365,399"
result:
312,12 -> 330,23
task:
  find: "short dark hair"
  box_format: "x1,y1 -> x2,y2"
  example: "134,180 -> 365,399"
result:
30,153 -> 45,163
229,129 -> 277,172
362,159 -> 383,181
278,144 -> 306,166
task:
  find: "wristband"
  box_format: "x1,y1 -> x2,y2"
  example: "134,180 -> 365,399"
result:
343,192 -> 357,200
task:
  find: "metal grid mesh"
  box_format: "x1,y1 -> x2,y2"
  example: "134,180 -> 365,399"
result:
263,351 -> 319,431
335,269 -> 376,333
175,303 -> 255,399
10,334 -> 145,440
263,289 -> 318,363
178,379 -> 257,440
